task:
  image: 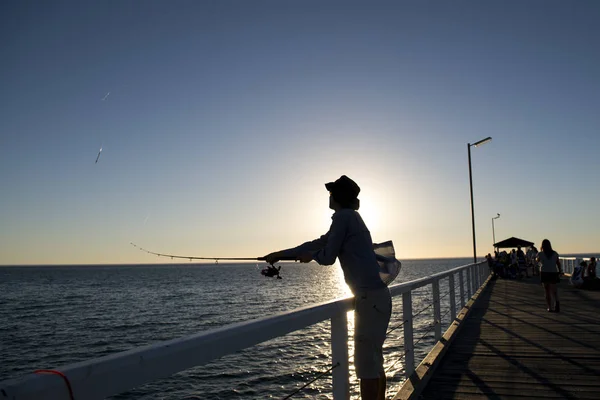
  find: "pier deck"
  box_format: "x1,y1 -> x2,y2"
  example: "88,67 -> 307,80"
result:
400,277 -> 600,399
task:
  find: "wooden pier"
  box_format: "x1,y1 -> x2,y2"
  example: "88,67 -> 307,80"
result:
395,277 -> 600,399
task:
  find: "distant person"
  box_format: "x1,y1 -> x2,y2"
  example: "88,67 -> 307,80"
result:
516,246 -> 528,278
498,250 -> 509,278
570,261 -> 586,288
527,245 -> 539,276
263,175 -> 391,400
509,249 -> 518,279
587,257 -> 597,279
537,239 -> 562,312
582,257 -> 599,290
531,245 -> 539,275
516,246 -> 525,260
486,253 -> 496,280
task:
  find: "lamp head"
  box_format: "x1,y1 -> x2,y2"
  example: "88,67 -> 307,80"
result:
472,136 -> 492,147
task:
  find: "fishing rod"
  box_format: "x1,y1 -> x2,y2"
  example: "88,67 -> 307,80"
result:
130,242 -> 297,263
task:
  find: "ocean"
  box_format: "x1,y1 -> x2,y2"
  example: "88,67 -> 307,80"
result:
1,258 -> 485,399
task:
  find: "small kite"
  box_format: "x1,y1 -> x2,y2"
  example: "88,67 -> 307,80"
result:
95,146 -> 102,164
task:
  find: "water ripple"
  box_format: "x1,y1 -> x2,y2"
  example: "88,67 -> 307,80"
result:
1,260 -> 470,399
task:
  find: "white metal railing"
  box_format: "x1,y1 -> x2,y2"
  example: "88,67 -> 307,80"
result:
559,256 -> 597,275
0,262 -> 490,400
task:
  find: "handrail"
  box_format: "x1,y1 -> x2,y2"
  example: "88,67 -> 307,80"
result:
0,261 -> 490,400
559,256 -> 597,275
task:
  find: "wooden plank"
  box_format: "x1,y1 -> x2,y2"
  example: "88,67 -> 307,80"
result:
397,277 -> 600,400
392,274 -> 492,400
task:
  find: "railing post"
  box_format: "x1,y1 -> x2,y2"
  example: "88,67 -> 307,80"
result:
568,259 -> 573,274
402,291 -> 414,377
449,274 -> 456,320
483,262 -> 487,281
480,264 -> 484,286
567,259 -> 572,274
459,270 -> 465,308
466,267 -> 472,299
432,279 -> 441,341
331,311 -> 349,400
481,263 -> 485,284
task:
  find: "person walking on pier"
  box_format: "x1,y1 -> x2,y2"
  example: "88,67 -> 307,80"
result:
537,239 -> 562,312
263,175 -> 391,400
527,245 -> 539,276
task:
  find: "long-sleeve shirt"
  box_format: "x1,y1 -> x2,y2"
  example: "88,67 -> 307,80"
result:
281,209 -> 385,293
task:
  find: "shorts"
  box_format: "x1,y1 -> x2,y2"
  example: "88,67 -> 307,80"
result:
354,287 -> 392,379
541,272 -> 560,284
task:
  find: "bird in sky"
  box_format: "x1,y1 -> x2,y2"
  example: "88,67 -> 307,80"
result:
95,146 -> 102,164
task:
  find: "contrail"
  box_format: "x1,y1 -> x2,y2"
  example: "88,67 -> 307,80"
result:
101,92 -> 111,101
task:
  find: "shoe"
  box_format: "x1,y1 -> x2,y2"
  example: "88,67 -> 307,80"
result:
547,308 -> 552,312
555,302 -> 560,313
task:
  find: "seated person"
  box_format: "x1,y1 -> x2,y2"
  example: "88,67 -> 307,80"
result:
571,261 -> 586,288
582,257 -> 599,290
587,257 -> 597,279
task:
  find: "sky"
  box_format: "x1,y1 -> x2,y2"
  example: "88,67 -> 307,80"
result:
1,1 -> 599,265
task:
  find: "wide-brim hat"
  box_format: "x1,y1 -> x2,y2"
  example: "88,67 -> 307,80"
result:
325,175 -> 360,199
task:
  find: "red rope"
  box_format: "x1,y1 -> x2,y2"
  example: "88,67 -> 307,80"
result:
34,369 -> 75,400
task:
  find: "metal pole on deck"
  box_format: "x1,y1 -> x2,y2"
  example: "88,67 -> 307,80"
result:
492,213 -> 500,251
468,137 -> 492,264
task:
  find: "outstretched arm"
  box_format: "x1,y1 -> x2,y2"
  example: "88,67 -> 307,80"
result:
263,232 -> 330,265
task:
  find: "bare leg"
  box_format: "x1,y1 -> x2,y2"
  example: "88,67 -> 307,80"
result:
360,378 -> 379,400
543,283 -> 551,310
377,372 -> 387,400
552,283 -> 559,311
360,372 -> 386,400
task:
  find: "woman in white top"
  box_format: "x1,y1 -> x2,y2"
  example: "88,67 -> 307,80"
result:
537,239 -> 562,312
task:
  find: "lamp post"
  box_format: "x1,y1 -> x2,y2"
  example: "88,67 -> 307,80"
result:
492,213 -> 500,250
468,136 -> 492,263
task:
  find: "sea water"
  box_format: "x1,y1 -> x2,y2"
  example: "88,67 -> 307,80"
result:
1,258 -> 480,399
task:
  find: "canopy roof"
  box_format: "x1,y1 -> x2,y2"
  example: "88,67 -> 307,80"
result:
494,237 -> 534,249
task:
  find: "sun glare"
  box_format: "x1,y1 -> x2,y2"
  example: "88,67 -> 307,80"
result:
357,198 -> 381,234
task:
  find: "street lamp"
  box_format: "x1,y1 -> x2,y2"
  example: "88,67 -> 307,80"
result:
492,213 -> 500,250
468,136 -> 492,263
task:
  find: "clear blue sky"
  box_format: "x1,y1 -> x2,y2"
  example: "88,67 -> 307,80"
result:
1,1 -> 599,265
